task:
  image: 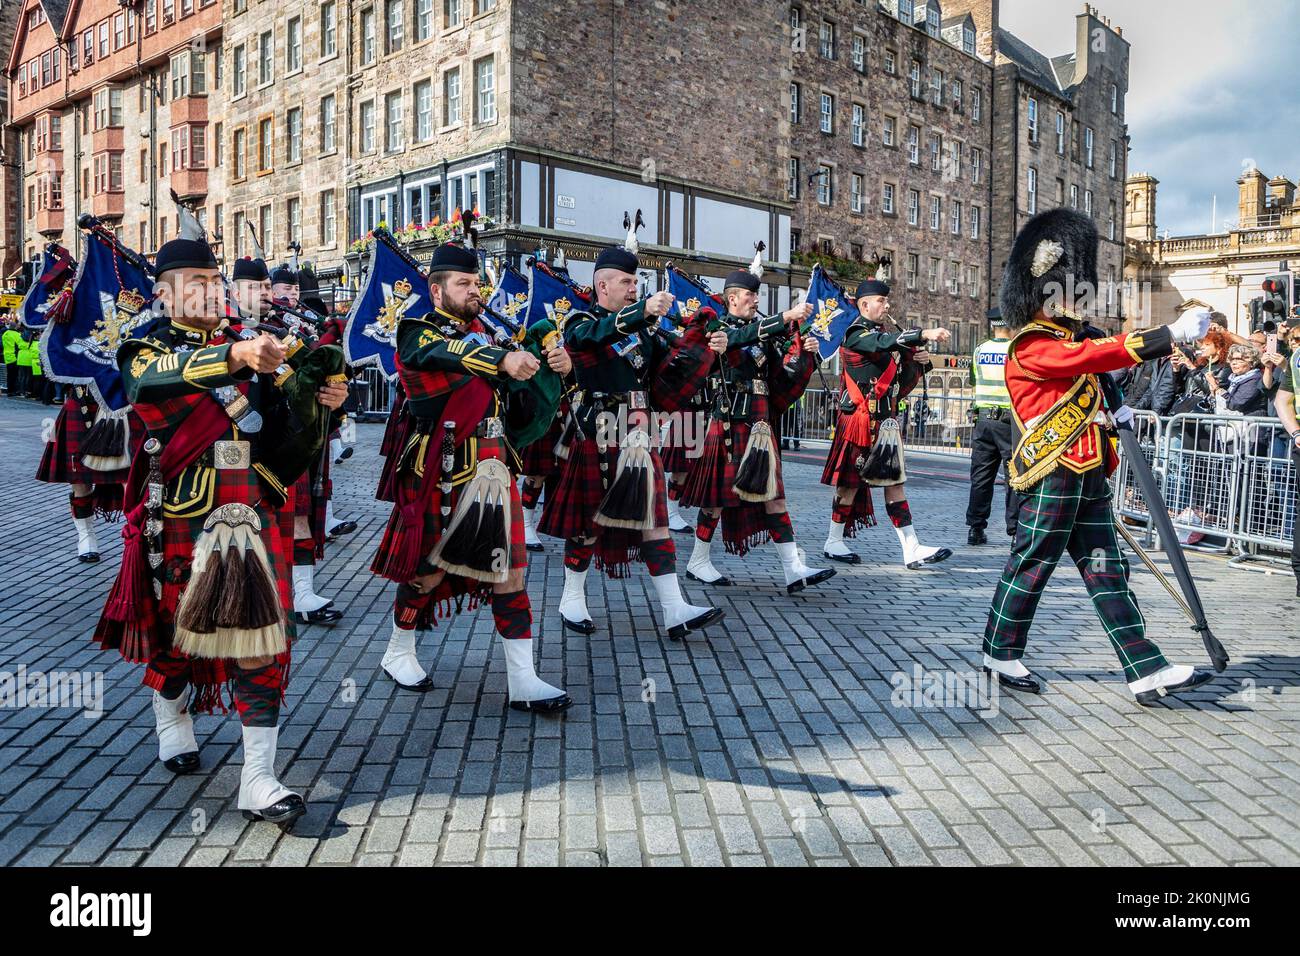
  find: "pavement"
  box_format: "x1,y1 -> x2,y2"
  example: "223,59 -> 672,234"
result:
1,394 -> 1298,867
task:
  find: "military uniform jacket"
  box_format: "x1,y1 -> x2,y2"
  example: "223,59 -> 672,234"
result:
711,312 -> 814,422
837,320 -> 925,419
565,299 -> 668,397
118,317 -> 317,511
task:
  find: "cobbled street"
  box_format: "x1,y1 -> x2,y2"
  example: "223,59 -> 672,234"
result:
1,396 -> 1297,867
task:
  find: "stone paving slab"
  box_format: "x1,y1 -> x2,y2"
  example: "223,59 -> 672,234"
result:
1,396 -> 1297,866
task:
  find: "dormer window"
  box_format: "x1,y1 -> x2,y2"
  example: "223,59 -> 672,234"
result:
898,0 -> 914,25
963,25 -> 975,55
926,7 -> 941,38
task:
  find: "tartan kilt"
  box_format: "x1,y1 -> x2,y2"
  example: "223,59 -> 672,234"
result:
821,410 -> 871,488
537,431 -> 668,577
373,435 -> 527,584
292,471 -> 312,517
145,465 -> 295,714
518,414 -> 563,477
680,417 -> 783,556
680,418 -> 786,509
36,396 -> 135,486
660,439 -> 691,474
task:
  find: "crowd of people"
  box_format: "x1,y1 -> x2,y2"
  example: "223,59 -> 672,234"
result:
2,313 -> 57,403
1117,312 -> 1300,422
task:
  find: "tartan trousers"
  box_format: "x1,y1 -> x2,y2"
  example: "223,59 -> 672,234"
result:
983,464 -> 1169,683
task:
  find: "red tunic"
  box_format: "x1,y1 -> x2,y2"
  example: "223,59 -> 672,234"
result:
1007,314 -> 1172,475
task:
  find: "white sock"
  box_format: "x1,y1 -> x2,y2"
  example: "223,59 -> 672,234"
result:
983,654 -> 1030,678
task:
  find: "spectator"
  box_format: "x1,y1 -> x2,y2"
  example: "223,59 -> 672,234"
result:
2,317 -> 20,396
13,326 -> 34,398
1131,355 -> 1179,416
1210,343 -> 1268,416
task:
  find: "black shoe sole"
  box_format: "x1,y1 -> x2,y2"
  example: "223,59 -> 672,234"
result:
686,570 -> 732,586
78,553 -> 100,563
385,670 -> 435,692
823,551 -> 861,564
296,610 -> 344,626
1135,670 -> 1215,706
561,615 -> 596,635
906,547 -> 954,570
667,607 -> 725,641
787,568 -> 837,594
326,522 -> 358,537
983,666 -> 1042,695
510,694 -> 573,714
242,796 -> 306,830
669,525 -> 695,534
163,752 -> 200,775
525,543 -> 545,552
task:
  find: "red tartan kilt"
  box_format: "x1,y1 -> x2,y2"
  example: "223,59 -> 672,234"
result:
660,440 -> 691,474
680,418 -> 785,509
292,472 -> 312,517
821,411 -> 872,488
158,467 -> 295,649
373,436 -> 527,581
36,397 -> 136,485
538,433 -> 668,541
518,415 -> 563,476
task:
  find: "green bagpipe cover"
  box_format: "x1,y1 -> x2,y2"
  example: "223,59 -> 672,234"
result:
502,319 -> 564,451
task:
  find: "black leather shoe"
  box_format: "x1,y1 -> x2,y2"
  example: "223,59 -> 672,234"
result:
561,614 -> 596,635
823,549 -> 861,564
667,607 -> 725,641
1135,669 -> 1215,706
326,520 -> 358,538
510,693 -> 573,714
968,528 -> 988,545
78,552 -> 101,564
787,568 -> 836,594
385,668 -> 434,692
1007,527 -> 1018,538
163,751 -> 200,775
686,570 -> 732,586
906,547 -> 953,570
983,665 -> 1043,695
296,606 -> 344,626
242,793 -> 306,829
525,541 -> 544,552
334,446 -> 354,463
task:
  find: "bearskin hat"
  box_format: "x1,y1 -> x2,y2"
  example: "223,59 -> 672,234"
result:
998,208 -> 1099,329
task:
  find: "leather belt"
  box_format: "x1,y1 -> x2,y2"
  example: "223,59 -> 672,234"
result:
473,416 -> 505,439
976,406 -> 1010,421
731,379 -> 769,396
576,389 -> 649,411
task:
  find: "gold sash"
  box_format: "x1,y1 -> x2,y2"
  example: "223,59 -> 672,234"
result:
1006,322 -> 1104,491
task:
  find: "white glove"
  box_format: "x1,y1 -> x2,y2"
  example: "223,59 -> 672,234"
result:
1112,404 -> 1134,427
1168,308 -> 1212,344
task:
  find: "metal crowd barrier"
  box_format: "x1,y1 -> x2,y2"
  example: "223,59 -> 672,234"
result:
352,365 -> 395,421
1113,410 -> 1163,527
1114,411 -> 1296,570
777,387 -> 975,455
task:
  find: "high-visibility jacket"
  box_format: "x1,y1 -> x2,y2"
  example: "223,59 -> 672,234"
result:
2,329 -> 21,363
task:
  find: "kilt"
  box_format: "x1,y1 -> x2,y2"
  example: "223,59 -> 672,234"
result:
983,465 -> 1168,683
374,433 -> 526,599
538,430 -> 669,577
142,463 -> 295,715
820,410 -> 870,488
680,417 -> 785,556
519,413 -> 564,477
36,396 -> 135,486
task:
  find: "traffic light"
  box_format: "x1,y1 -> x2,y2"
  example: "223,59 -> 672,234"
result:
1258,274 -> 1291,331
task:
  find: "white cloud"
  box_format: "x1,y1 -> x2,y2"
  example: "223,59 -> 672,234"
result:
1001,0 -> 1298,236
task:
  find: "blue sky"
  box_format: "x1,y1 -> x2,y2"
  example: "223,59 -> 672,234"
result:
1002,0 -> 1300,238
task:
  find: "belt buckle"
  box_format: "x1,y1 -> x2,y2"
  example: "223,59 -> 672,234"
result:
213,439 -> 251,470
482,416 -> 504,439
752,380 -> 769,396
628,391 -> 648,411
